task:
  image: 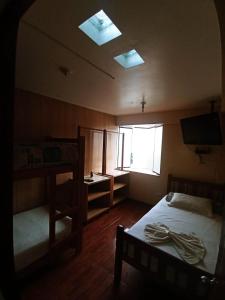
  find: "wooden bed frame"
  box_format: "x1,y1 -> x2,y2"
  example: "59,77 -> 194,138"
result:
114,174 -> 225,299
13,136 -> 85,279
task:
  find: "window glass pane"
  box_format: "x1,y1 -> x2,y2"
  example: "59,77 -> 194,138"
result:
118,127 -> 132,168
132,127 -> 155,170
118,124 -> 163,175
152,126 -> 163,174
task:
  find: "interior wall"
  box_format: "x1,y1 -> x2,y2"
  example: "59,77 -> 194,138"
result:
214,0 -> 225,111
117,109 -> 225,205
14,89 -> 117,140
14,88 -> 117,176
13,88 -> 117,213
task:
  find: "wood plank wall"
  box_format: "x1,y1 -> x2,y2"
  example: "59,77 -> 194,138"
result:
13,89 -> 118,213
14,89 -> 117,140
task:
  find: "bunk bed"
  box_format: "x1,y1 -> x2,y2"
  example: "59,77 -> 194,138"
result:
13,137 -> 85,277
114,174 -> 225,299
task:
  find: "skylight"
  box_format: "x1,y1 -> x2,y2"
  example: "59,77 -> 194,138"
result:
114,49 -> 144,69
78,10 -> 122,46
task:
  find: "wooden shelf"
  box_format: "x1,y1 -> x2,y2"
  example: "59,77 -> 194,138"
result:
88,191 -> 111,202
111,170 -> 129,207
84,174 -> 110,185
83,171 -> 129,222
107,170 -> 129,177
113,195 -> 127,206
83,173 -> 112,222
87,207 -> 110,221
113,182 -> 127,191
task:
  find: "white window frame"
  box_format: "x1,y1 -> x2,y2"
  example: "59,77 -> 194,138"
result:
117,124 -> 163,175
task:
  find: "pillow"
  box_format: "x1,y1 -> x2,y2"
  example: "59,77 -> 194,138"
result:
167,192 -> 213,217
166,192 -> 174,202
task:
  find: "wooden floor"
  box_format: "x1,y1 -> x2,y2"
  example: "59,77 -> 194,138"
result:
20,200 -> 177,300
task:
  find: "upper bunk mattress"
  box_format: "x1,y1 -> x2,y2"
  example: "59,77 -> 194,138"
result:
14,205 -> 71,271
127,196 -> 222,275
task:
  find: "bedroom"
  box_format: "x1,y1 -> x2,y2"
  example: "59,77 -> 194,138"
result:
1,0 -> 225,299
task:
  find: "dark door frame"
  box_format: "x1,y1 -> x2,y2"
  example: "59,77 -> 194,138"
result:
0,2 -> 36,299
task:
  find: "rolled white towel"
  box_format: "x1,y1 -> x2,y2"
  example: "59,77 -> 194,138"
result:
144,223 -> 206,265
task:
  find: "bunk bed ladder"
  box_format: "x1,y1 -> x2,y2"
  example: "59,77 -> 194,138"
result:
47,136 -> 85,253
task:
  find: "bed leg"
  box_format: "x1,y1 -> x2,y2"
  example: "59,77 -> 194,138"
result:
114,225 -> 124,287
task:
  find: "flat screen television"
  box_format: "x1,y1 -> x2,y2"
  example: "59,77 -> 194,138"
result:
180,112 -> 223,145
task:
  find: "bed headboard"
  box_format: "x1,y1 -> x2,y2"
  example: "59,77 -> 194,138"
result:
167,174 -> 225,215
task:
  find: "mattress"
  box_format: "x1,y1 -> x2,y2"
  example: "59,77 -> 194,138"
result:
128,196 -> 222,274
13,205 -> 71,271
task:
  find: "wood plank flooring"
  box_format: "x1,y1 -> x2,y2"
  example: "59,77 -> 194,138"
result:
20,200 -> 177,300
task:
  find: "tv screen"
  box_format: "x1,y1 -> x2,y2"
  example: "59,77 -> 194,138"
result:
180,112 -> 223,145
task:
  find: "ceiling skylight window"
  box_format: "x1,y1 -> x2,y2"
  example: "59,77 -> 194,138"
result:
114,49 -> 144,69
78,10 -> 122,46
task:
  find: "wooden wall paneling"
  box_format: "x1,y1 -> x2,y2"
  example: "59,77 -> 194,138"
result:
41,95 -> 66,138
86,130 -> 93,175
40,95 -> 54,138
14,89 -> 117,141
102,129 -> 107,174
55,101 -> 67,137
106,131 -> 119,174
214,0 -> 225,112
14,90 -> 42,141
56,172 -> 73,185
80,128 -> 92,175
13,91 -> 27,140
79,127 -> 104,176
90,130 -> 103,174
14,89 -> 117,206
66,105 -> 78,138
79,126 -> 120,176
13,178 -> 46,214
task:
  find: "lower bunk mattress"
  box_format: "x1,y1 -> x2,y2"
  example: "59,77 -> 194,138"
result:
13,205 -> 71,271
127,196 -> 222,275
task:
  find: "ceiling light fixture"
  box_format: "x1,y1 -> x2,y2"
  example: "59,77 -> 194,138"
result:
58,66 -> 73,77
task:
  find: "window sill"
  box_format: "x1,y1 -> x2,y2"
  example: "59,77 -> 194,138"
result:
123,168 -> 160,176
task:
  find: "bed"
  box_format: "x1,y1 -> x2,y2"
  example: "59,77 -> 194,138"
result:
13,136 -> 85,277
14,205 -> 71,271
114,175 -> 225,299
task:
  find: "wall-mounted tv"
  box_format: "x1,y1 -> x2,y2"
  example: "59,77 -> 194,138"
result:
180,112 -> 223,145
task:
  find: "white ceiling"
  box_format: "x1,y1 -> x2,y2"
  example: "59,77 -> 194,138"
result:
16,0 -> 221,115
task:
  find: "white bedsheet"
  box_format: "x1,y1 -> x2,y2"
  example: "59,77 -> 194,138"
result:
14,205 -> 71,271
128,196 -> 222,274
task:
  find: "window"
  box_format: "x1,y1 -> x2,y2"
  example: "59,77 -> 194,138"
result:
114,49 -> 144,69
117,124 -> 163,175
78,10 -> 122,46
